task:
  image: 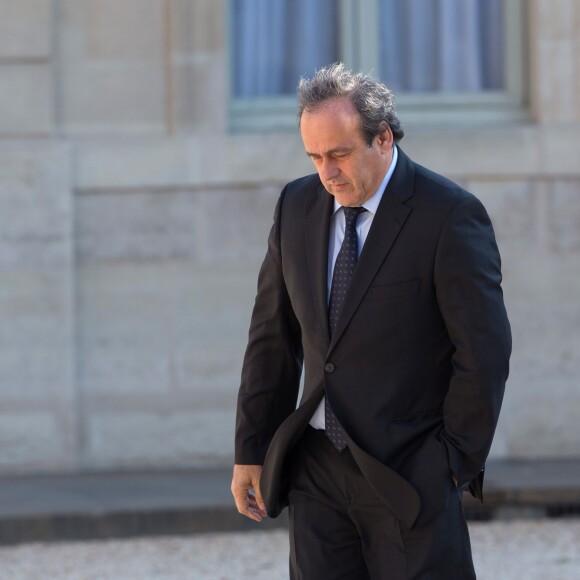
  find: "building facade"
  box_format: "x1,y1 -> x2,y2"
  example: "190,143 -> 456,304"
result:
0,0 -> 579,475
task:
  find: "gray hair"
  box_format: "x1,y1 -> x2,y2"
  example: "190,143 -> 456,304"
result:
297,62 -> 404,145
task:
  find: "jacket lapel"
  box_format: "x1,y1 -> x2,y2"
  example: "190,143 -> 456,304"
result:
305,183 -> 334,345
328,148 -> 416,354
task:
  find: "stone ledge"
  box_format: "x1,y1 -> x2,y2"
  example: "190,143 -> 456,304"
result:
1,459 -> 580,545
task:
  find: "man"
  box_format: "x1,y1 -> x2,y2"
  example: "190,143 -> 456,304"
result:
232,63 -> 511,579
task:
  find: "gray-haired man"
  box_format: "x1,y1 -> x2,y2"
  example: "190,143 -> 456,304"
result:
232,63 -> 511,579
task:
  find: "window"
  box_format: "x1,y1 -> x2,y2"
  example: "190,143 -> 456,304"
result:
229,0 -> 527,132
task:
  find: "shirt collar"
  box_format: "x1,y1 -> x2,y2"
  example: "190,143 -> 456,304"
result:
333,145 -> 398,216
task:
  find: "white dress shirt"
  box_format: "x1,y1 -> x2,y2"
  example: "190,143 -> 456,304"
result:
310,146 -> 399,429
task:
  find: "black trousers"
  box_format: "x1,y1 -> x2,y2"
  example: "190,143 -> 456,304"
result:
286,427 -> 476,580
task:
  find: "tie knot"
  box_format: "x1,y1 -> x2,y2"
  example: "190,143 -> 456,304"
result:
343,206 -> 366,228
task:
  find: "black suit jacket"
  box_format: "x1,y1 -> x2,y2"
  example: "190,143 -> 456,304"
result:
235,148 -> 511,528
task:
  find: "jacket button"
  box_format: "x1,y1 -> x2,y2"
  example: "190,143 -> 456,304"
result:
324,363 -> 335,373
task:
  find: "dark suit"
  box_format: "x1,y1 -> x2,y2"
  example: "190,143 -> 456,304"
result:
235,148 -> 511,572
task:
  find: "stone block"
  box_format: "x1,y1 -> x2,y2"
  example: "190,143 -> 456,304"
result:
76,190 -> 198,261
172,263 -> 262,397
76,263 -> 176,396
0,271 -> 75,398
183,129 -> 543,190
188,133 -> 311,187
0,64 -> 53,134
75,139 -> 188,189
85,408 -> 234,468
531,0 -> 577,122
76,258 -> 258,399
0,143 -> 74,399
550,180 -> 580,251
541,127 -> 580,176
86,0 -> 164,60
0,143 -> 75,471
60,63 -> 166,134
576,5 -> 580,121
467,180 -> 536,253
0,412 -> 70,473
534,39 -> 575,123
57,0 -> 166,133
404,126 -> 539,179
499,252 -> 580,456
195,186 -> 279,263
169,0 -> 227,133
171,0 -> 225,55
0,142 -> 72,268
0,0 -> 51,58
535,0 -> 575,40
173,55 -> 227,134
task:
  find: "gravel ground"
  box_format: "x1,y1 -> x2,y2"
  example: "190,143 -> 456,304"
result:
0,520 -> 578,579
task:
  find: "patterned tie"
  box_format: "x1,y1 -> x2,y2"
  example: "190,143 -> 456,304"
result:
325,206 -> 366,451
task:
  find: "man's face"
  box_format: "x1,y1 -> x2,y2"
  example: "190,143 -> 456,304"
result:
300,97 -> 394,207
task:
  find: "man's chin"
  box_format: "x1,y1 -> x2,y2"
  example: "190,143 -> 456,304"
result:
332,193 -> 361,208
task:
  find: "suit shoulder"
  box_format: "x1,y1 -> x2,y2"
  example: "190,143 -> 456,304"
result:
277,173 -> 322,215
412,162 -> 481,213
285,173 -> 321,196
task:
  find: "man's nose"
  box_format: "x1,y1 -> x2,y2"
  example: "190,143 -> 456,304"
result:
319,158 -> 339,182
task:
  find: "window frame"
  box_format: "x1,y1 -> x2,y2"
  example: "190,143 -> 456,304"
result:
228,0 -> 528,134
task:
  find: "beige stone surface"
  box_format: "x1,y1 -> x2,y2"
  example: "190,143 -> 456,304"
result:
75,259 -> 258,394
59,63 -> 166,134
445,176 -> 580,458
0,271 -> 74,397
72,181 -> 275,467
0,411 -> 71,472
0,64 -> 53,134
0,0 -> 579,474
0,143 -> 75,472
58,0 -> 166,134
169,0 -> 227,133
531,0 -> 579,122
76,190 -> 198,261
73,127 -> 580,193
77,262 -> 177,397
468,180 -> 536,253
500,253 -> 580,457
86,0 -> 164,60
171,0 -> 225,54
540,127 -> 580,175
550,180 -> 580,251
0,143 -> 71,267
195,186 -> 278,263
75,139 -> 189,188
170,261 -> 261,397
172,55 -> 227,134
192,134 -> 312,184
85,408 -> 234,468
0,0 -> 51,58
75,135 -> 310,189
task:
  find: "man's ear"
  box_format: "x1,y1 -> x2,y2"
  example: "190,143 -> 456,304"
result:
377,121 -> 393,149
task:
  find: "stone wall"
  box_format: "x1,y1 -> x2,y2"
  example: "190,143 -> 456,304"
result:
0,0 -> 579,474
0,142 -> 76,472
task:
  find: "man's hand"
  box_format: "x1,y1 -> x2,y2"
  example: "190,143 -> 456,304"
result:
231,464 -> 268,522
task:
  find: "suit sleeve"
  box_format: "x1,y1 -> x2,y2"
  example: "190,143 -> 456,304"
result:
434,195 -> 511,487
234,187 -> 303,465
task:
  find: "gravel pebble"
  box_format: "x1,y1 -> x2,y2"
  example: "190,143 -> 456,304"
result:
0,520 -> 578,579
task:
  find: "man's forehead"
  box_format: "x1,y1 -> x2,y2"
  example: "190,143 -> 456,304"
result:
302,96 -> 357,119
301,101 -> 363,152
